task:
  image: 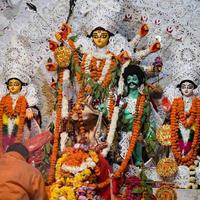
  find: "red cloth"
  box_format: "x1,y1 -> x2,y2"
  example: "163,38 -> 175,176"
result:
25,131 -> 52,152
97,154 -> 119,200
25,131 -> 52,164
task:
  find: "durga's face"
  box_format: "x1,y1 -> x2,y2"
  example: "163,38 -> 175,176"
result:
7,79 -> 22,94
92,30 -> 109,48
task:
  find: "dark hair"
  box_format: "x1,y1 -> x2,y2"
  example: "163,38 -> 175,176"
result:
6,78 -> 26,86
177,80 -> 197,89
122,64 -> 146,86
6,143 -> 29,160
89,27 -> 114,38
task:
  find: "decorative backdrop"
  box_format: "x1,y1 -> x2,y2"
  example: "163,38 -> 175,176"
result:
0,0 -> 200,128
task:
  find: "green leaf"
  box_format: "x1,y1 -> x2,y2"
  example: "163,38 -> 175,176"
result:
47,57 -> 52,63
45,143 -> 51,154
146,186 -> 153,195
69,35 -> 78,42
49,122 -> 55,133
140,170 -> 148,182
132,187 -> 145,194
57,82 -> 62,90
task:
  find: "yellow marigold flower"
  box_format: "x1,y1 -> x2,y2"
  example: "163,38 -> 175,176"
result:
73,180 -> 82,188
191,124 -> 195,131
14,116 -> 20,125
83,168 -> 91,176
74,173 -> 84,181
89,150 -> 99,163
2,114 -> 8,125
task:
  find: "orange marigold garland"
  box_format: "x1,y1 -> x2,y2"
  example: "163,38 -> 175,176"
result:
108,93 -> 115,121
0,95 -> 27,154
97,95 -> 146,189
68,39 -> 80,66
80,52 -> 117,89
170,97 -> 200,166
48,69 -> 64,184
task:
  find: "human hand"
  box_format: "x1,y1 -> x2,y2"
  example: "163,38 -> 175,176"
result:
138,24 -> 149,37
117,51 -> 131,64
93,142 -> 107,153
98,103 -> 108,115
137,134 -> 144,142
149,40 -> 161,53
26,108 -> 34,119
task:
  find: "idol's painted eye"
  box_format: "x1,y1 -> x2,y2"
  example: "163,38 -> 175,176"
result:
92,34 -> 98,39
8,83 -> 20,87
181,85 -> 186,89
101,34 -> 108,39
187,84 -> 194,89
181,83 -> 194,90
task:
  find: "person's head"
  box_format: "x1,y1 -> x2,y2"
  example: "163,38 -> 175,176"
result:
123,64 -> 146,89
90,27 -> 113,48
6,143 -> 29,160
177,80 -> 197,97
6,78 -> 26,94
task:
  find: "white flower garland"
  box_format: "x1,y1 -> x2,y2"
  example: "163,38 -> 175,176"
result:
102,61 -> 130,156
84,54 -> 93,74
61,157 -> 96,175
61,69 -> 70,118
98,55 -> 112,84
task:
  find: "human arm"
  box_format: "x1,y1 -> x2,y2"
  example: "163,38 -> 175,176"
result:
129,23 -> 160,61
130,24 -> 149,48
30,172 -> 48,200
133,40 -> 161,61
98,103 -> 108,116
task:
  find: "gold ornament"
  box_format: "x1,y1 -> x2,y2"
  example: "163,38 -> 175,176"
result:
54,46 -> 71,68
156,124 -> 171,146
156,185 -> 177,200
156,158 -> 178,177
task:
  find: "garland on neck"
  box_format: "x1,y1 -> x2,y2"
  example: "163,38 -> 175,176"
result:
96,95 -> 146,189
170,97 -> 200,166
80,52 -> 117,93
0,95 -> 27,154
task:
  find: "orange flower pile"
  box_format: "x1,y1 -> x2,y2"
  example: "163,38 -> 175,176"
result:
0,95 -> 27,154
48,69 -> 64,184
97,95 -> 146,189
64,147 -> 89,167
170,97 -> 200,166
